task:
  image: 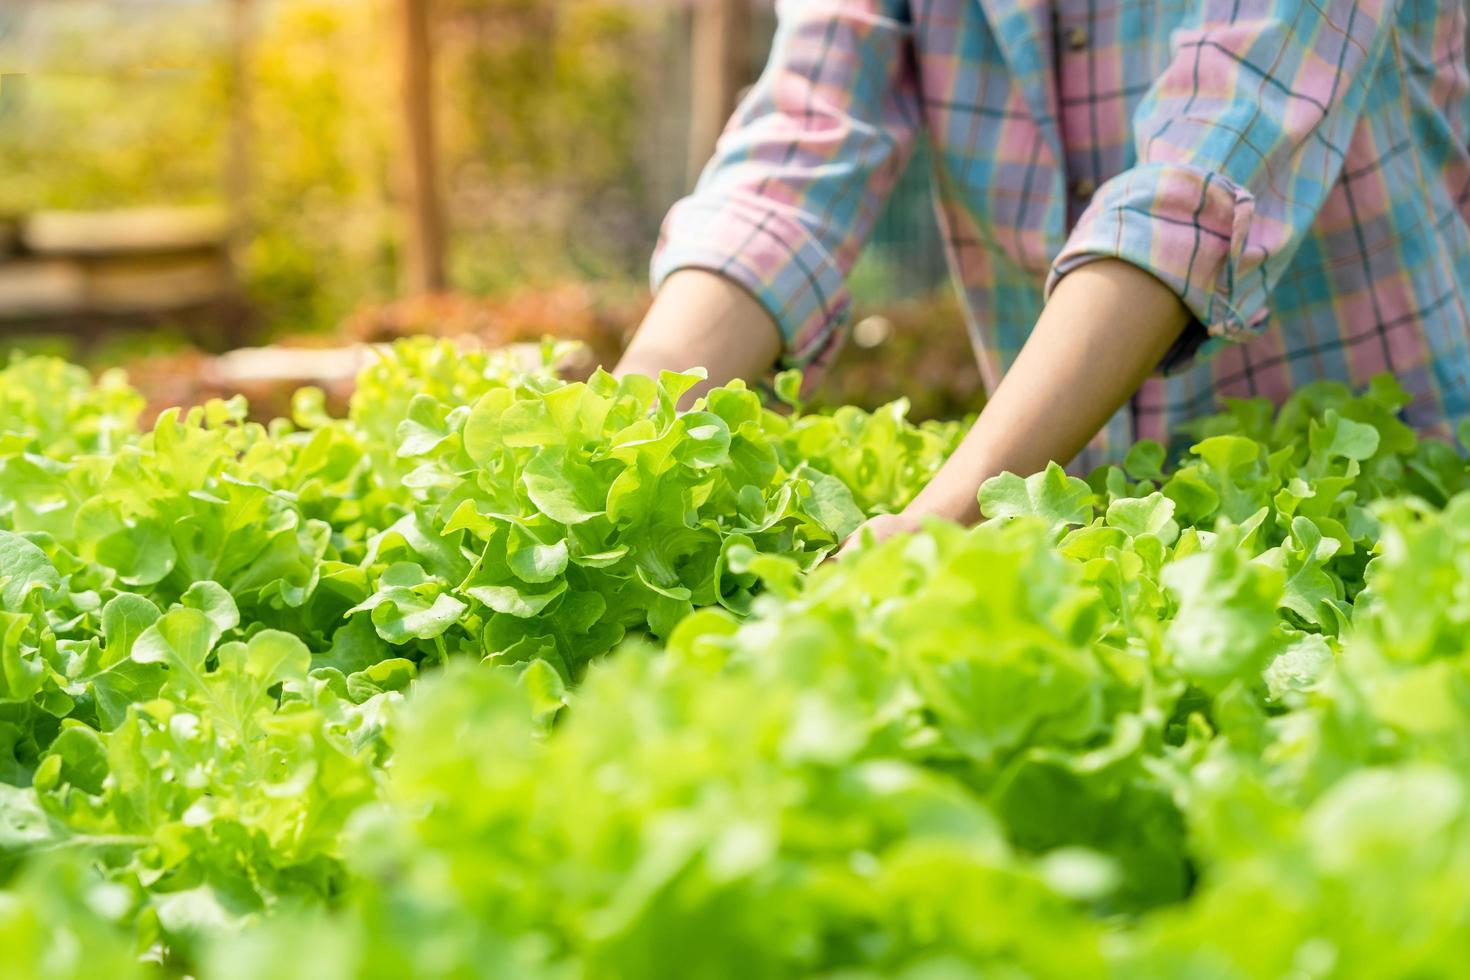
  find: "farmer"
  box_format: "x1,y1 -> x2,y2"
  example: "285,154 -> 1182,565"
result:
613,1 -> 1470,544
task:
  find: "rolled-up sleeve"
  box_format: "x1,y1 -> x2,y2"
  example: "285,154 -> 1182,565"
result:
652,0 -> 921,375
1047,1 -> 1398,349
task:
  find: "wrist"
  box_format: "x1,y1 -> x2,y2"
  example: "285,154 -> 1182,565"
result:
902,482 -> 983,526
904,445 -> 1005,526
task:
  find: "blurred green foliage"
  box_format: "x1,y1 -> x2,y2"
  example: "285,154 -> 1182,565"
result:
0,0 -> 657,337
0,5 -> 224,210
244,1 -> 398,335
443,0 -> 659,292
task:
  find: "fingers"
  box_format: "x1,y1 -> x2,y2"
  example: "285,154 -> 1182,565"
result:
833,514 -> 911,562
833,520 -> 878,563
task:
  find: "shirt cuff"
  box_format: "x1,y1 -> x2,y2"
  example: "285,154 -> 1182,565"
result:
1047,162 -> 1266,360
651,193 -> 851,379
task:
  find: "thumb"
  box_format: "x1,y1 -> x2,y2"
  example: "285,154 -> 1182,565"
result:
832,521 -> 872,563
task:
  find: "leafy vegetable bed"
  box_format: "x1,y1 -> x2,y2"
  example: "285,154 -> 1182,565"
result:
4,341 -> 1470,978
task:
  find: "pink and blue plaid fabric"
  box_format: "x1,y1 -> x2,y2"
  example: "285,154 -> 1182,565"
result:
653,0 -> 1470,467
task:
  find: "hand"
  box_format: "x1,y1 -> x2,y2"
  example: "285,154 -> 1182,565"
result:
834,511 -> 925,560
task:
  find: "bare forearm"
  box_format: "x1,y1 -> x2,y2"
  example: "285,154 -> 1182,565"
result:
613,270 -> 782,399
906,259 -> 1191,524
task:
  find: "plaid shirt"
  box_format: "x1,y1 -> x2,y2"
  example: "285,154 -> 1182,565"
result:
653,0 -> 1470,467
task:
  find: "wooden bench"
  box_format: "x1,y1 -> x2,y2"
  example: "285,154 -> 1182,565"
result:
0,206 -> 247,349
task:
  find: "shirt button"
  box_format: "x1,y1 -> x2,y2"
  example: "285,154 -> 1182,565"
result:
1072,176 -> 1098,199
1066,25 -> 1088,51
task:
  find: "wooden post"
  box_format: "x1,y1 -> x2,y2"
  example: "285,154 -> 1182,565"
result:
395,0 -> 447,294
223,0 -> 255,346
686,0 -> 752,189
225,0 -> 254,255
